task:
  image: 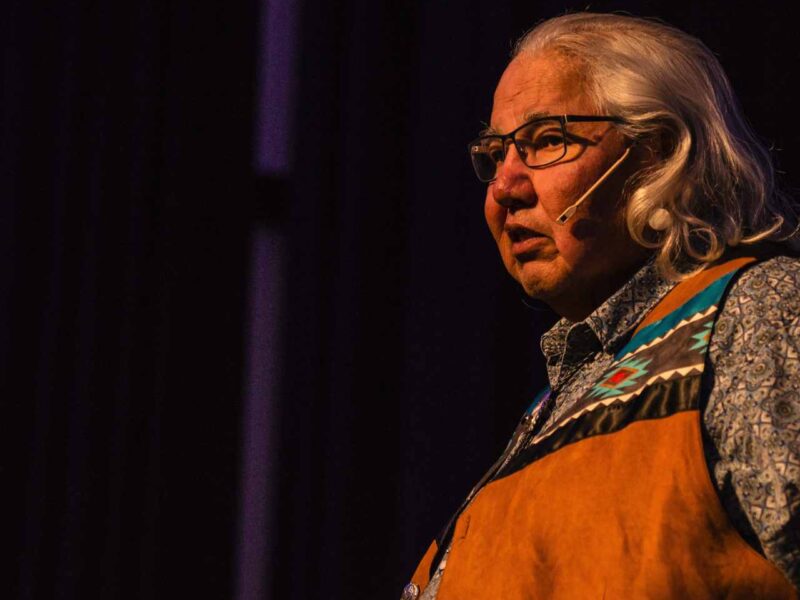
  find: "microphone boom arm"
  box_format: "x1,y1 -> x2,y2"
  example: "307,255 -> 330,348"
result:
555,146 -> 632,225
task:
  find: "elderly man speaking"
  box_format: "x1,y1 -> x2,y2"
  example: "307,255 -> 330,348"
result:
403,12 -> 800,600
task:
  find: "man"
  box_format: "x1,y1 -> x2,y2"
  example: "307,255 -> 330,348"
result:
404,13 -> 800,599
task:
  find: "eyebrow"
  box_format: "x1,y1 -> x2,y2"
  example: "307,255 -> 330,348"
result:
479,111 -> 553,136
478,121 -> 496,136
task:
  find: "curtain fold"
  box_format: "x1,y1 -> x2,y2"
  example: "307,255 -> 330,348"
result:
6,2 -> 258,598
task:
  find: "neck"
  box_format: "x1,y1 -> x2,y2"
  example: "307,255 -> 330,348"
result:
550,254 -> 651,323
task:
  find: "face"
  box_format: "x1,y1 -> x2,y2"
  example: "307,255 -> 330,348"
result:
484,52 -> 652,321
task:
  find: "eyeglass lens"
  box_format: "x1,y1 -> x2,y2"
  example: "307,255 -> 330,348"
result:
469,118 -> 576,182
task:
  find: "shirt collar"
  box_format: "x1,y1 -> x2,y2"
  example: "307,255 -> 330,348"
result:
540,259 -> 676,390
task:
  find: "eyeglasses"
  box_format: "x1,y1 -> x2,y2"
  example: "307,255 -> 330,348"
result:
467,115 -> 626,182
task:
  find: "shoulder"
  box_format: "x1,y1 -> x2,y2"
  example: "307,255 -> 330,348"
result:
713,254 -> 800,352
705,254 -> 800,443
725,254 -> 800,307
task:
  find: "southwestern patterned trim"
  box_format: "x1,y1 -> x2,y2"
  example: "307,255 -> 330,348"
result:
537,305 -> 716,433
492,274 -> 735,481
616,270 -> 736,358
496,375 -> 702,480
616,305 -> 717,363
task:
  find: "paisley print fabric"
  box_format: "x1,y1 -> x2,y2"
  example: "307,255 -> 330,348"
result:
705,255 -> 800,586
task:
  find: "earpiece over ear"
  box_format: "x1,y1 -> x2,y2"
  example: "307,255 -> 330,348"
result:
648,208 -> 672,231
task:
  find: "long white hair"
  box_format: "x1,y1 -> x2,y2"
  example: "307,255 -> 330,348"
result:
514,13 -> 798,278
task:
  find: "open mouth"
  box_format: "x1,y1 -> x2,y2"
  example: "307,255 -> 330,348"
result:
506,225 -> 542,243
506,224 -> 548,257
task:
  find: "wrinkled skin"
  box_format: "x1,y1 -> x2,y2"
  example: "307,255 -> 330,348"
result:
484,52 -> 654,321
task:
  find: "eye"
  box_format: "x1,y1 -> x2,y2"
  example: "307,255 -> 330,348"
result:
488,148 -> 504,163
480,139 -> 504,163
532,132 -> 566,150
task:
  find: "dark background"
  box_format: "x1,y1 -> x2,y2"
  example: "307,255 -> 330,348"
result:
6,1 -> 799,598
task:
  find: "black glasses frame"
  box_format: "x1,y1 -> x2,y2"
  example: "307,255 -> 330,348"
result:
467,114 -> 627,182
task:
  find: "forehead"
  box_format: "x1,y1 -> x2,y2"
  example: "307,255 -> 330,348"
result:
490,52 -> 592,132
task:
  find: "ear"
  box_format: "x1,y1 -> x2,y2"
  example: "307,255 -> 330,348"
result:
648,129 -> 674,161
628,131 -> 669,171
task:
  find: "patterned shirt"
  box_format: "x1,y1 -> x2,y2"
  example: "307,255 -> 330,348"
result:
421,254 -> 800,598
538,255 -> 800,589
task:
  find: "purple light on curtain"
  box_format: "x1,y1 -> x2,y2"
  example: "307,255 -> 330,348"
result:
255,0 -> 299,175
236,0 -> 297,595
235,226 -> 285,600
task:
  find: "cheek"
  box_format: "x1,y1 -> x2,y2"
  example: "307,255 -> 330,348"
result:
549,211 -> 610,265
550,213 -> 631,275
548,228 -> 583,265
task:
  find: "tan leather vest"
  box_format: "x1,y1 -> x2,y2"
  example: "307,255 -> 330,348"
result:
408,257 -> 797,599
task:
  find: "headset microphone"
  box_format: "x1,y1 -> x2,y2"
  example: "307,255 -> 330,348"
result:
555,146 -> 632,224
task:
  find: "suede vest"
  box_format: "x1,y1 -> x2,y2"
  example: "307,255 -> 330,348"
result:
408,257 -> 797,599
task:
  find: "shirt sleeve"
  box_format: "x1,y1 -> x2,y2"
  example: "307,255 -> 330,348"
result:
704,255 -> 800,589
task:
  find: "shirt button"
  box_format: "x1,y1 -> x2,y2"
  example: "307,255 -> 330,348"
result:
400,582 -> 420,600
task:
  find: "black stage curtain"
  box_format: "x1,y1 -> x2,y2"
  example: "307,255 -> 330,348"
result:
6,1 -> 258,598
7,1 -> 800,599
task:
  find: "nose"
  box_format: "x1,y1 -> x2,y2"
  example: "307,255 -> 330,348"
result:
492,143 -> 536,210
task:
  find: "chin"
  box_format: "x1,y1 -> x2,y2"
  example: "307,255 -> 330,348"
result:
520,281 -> 562,305
511,260 -> 565,301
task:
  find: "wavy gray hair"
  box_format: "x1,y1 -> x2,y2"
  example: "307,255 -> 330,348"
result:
514,13 -> 798,278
